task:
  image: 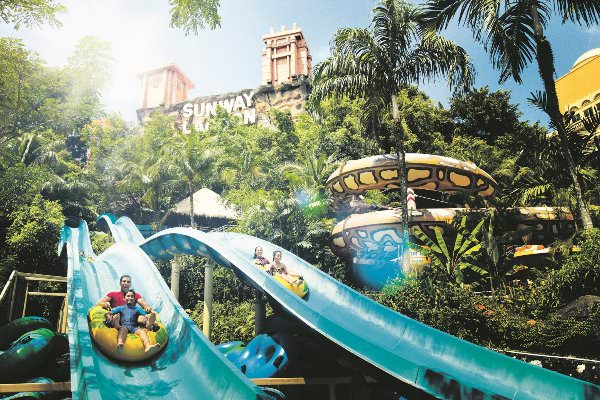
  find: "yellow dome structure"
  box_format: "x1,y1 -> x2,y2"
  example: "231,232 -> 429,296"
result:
556,48 -> 600,127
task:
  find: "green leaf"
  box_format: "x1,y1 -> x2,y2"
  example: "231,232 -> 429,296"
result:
460,262 -> 488,276
433,226 -> 450,259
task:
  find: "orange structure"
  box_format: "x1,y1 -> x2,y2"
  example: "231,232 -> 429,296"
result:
555,48 -> 600,126
261,23 -> 312,86
138,64 -> 195,110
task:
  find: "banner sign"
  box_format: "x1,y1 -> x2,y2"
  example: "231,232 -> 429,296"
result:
179,89 -> 256,132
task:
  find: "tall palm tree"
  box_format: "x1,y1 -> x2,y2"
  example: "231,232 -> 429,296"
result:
425,0 -> 600,228
279,150 -> 337,193
310,0 -> 474,268
166,130 -> 217,228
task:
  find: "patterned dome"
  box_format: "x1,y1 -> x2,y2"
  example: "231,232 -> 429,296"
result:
573,48 -> 600,68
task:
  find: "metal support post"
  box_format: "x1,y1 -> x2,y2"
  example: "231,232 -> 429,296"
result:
254,291 -> 266,335
170,257 -> 181,300
203,262 -> 214,340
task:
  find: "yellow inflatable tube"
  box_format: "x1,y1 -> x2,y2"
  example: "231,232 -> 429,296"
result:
88,305 -> 169,362
273,274 -> 308,298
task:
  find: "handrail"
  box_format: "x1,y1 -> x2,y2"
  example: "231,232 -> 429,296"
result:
0,377 -> 378,393
0,270 -> 17,305
0,382 -> 71,393
1,271 -> 68,323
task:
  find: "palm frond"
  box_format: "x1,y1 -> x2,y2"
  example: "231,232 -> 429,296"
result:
406,30 -> 475,93
581,107 -> 600,135
528,90 -> 549,114
489,1 -> 536,83
556,0 -> 600,25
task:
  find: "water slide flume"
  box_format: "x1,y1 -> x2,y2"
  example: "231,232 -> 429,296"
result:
327,153 -> 498,196
327,154 -> 576,287
218,334 -> 289,378
99,212 -> 308,298
102,216 -> 600,399
60,220 -> 274,399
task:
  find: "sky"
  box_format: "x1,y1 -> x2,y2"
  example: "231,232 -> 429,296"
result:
1,0 -> 599,125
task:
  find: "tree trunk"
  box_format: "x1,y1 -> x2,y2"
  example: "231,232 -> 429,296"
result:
391,95 -> 411,271
188,180 -> 195,228
527,2 -> 594,229
21,135 -> 34,163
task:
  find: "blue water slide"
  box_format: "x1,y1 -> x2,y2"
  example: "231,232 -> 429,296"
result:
60,221 -> 273,399
96,213 -> 145,244
101,217 -> 600,400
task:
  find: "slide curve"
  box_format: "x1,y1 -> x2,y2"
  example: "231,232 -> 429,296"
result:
101,216 -> 600,400
59,220 -> 273,399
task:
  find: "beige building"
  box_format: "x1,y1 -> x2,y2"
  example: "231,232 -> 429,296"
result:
261,23 -> 312,86
136,25 -> 313,130
138,64 -> 195,110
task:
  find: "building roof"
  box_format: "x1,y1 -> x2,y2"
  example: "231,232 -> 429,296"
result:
573,48 -> 600,68
172,188 -> 238,219
137,63 -> 195,89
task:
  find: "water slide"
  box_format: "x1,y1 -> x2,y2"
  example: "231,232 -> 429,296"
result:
59,220 -> 273,399
327,154 -> 577,288
97,215 -> 600,400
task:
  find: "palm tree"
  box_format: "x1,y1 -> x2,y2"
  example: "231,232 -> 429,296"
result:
310,0 -> 474,268
166,130 -> 217,228
507,111 -> 599,208
425,0 -> 599,228
115,116 -> 179,224
279,150 -> 337,193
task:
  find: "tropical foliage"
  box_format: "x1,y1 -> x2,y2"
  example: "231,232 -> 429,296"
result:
425,0 -> 600,228
311,0 -> 474,270
2,0 -> 222,33
0,0 -> 599,382
412,216 -> 487,284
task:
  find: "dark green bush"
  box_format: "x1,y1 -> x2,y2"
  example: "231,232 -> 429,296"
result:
381,276 -> 489,342
534,228 -> 600,314
379,273 -> 590,355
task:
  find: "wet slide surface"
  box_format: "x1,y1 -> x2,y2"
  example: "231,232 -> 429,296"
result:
60,221 -> 272,399
99,216 -> 600,400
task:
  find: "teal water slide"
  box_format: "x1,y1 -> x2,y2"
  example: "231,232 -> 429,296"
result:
94,214 -> 600,400
59,220 -> 273,399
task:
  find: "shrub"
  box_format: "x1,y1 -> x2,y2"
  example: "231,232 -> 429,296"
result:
380,276 -> 489,342
379,273 -> 591,355
534,228 -> 600,314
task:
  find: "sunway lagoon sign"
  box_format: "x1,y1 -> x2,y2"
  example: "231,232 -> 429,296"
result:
179,89 -> 256,133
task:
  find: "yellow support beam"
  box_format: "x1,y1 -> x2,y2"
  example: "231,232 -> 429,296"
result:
27,292 -> 67,297
0,270 -> 17,304
17,273 -> 67,282
0,382 -> 71,393
251,377 -> 306,385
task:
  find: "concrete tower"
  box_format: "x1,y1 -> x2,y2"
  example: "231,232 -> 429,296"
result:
261,23 -> 312,86
138,64 -> 195,110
